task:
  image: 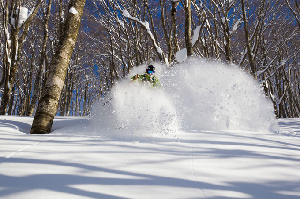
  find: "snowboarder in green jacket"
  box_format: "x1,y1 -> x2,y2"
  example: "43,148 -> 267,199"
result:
131,65 -> 161,87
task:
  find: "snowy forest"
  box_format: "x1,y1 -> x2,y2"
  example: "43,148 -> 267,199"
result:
0,0 -> 300,121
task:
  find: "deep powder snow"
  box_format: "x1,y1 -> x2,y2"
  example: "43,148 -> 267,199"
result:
92,58 -> 276,136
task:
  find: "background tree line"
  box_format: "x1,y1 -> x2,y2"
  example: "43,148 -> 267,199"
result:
0,0 -> 300,119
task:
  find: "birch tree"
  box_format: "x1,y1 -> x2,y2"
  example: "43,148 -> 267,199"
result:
31,0 -> 86,134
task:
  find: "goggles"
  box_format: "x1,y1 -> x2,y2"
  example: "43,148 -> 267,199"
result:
148,70 -> 154,74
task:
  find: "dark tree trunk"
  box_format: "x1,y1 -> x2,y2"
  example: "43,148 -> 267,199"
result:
185,0 -> 193,57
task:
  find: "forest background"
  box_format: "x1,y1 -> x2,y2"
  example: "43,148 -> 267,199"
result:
0,0 -> 300,120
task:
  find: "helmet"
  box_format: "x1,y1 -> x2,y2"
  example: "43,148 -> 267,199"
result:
146,65 -> 155,74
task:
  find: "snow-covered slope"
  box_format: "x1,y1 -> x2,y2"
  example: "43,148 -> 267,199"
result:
0,116 -> 299,199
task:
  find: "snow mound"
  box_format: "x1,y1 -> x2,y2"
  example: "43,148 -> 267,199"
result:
92,58 -> 275,136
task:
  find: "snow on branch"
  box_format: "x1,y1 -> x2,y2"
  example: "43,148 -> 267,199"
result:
192,25 -> 201,46
18,7 -> 29,27
230,19 -> 242,35
122,10 -> 167,64
18,0 -> 42,30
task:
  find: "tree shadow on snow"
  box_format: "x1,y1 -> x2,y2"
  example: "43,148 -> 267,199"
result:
0,118 -> 32,134
1,156 -> 299,199
1,119 -> 300,199
0,133 -> 299,199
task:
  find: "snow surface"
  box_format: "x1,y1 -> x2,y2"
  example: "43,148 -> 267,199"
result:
1,58 -> 300,198
1,116 -> 300,198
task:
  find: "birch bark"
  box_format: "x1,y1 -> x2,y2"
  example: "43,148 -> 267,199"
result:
31,0 -> 86,134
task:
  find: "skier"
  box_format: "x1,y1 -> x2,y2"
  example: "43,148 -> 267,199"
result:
102,65 -> 160,108
131,65 -> 161,87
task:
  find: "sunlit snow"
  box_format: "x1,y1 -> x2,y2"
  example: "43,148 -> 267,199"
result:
1,58 -> 299,199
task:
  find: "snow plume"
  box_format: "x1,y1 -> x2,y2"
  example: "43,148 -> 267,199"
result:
92,58 -> 276,137
162,58 -> 275,132
92,65 -> 180,137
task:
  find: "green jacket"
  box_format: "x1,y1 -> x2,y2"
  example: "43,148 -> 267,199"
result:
131,73 -> 161,87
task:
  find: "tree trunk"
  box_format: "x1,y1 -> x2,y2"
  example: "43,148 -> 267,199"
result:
7,84 -> 15,115
27,0 -> 53,116
241,0 -> 256,76
171,1 -> 179,54
31,0 -> 86,134
160,0 -> 172,63
65,71 -> 73,116
185,0 -> 193,57
24,60 -> 34,115
75,87 -> 79,116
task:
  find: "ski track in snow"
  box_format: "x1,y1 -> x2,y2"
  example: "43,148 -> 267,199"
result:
5,137 -> 54,159
191,142 -> 207,198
